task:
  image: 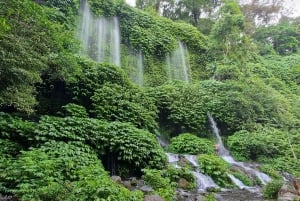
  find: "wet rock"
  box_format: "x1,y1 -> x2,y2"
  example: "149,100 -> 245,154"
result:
140,185 -> 153,193
111,175 -> 122,184
216,189 -> 264,201
0,194 -> 18,201
178,178 -> 190,189
130,177 -> 138,186
176,189 -> 204,201
144,195 -> 164,201
122,180 -> 132,189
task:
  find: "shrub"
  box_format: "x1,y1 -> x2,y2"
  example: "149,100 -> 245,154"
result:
35,116 -> 166,172
0,112 -> 36,147
142,169 -> 175,201
91,83 -> 158,132
61,103 -> 88,118
164,165 -> 196,190
169,133 -> 214,155
227,128 -> 288,161
198,154 -> 232,187
263,180 -> 283,199
230,171 -> 254,186
0,141 -> 143,201
108,122 -> 167,170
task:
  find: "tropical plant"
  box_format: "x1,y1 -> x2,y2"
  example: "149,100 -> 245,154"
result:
198,154 -> 232,187
169,133 -> 214,155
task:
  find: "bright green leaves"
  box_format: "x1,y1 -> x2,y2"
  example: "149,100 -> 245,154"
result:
108,122 -> 166,170
254,22 -> 300,55
0,141 -> 141,201
169,133 -> 214,155
91,83 -> 158,132
198,154 -> 232,187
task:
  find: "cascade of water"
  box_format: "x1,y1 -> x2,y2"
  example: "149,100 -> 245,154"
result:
79,0 -> 92,54
193,171 -> 219,192
227,174 -> 248,189
166,54 -> 172,80
208,114 -> 272,186
184,155 -> 199,167
166,41 -> 191,83
166,153 -> 180,163
178,42 -> 189,83
136,50 -> 144,86
79,0 -> 121,66
111,17 -> 121,66
96,18 -> 105,62
207,114 -> 229,156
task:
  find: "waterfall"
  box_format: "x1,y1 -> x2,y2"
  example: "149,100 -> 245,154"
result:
227,174 -> 248,189
166,41 -> 191,83
208,114 -> 272,186
79,0 -> 92,54
136,50 -> 144,86
194,171 -> 219,192
79,0 -> 121,66
111,17 -> 121,66
166,153 -> 219,191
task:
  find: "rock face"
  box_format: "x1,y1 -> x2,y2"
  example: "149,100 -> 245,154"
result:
144,195 -> 164,201
278,179 -> 300,201
293,179 -> 300,195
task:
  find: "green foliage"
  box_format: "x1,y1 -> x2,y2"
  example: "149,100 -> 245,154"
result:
203,193 -> 217,201
0,112 -> 36,147
142,169 -> 175,201
230,171 -> 254,186
35,115 -> 166,171
0,141 -> 142,201
148,81 -> 215,135
0,139 -> 22,158
263,180 -> 283,199
107,122 -> 167,170
227,128 -> 298,161
169,133 -> 214,155
164,165 -> 196,190
254,22 -> 300,55
71,61 -> 130,110
61,103 -> 88,118
198,154 -> 231,187
91,83 -> 158,132
0,0 -> 79,112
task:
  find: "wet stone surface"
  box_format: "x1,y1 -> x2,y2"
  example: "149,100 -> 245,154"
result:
216,189 -> 265,201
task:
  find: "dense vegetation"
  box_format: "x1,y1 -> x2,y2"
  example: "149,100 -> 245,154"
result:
1,0 -> 300,200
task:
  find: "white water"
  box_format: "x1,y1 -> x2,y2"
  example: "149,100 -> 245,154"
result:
194,171 -> 219,191
184,155 -> 198,167
227,174 -> 248,189
166,153 -> 180,163
208,114 -> 272,186
79,0 -> 121,66
166,41 -> 190,83
79,0 -> 92,54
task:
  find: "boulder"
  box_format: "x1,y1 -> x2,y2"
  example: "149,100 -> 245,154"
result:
278,181 -> 300,201
122,180 -> 132,189
144,195 -> 164,201
130,177 -> 138,186
293,178 -> 300,195
178,178 -> 190,189
140,185 -> 153,193
111,175 -> 122,184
